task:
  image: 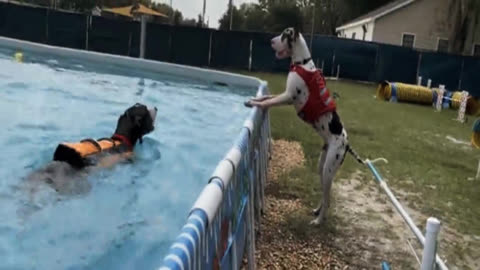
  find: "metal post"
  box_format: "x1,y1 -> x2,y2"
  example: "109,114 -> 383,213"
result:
246,171 -> 256,270
140,15 -> 147,59
85,15 -> 89,50
208,31 -> 213,66
331,51 -> 336,77
421,217 -> 441,270
336,65 -> 340,79
170,0 -> 174,25
458,59 -> 465,90
427,79 -> 432,88
229,0 -> 233,30
416,53 -> 423,82
418,76 -> 423,85
309,1 -> 315,51
202,0 -> 206,27
248,39 -> 253,71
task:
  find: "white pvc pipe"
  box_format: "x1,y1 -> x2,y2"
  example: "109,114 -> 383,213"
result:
366,160 -> 448,270
427,79 -> 432,88
243,119 -> 254,135
209,159 -> 234,188
190,183 -> 223,225
225,147 -> 242,169
421,217 -> 441,270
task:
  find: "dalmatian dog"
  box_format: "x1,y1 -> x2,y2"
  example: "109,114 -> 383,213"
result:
245,27 -> 364,225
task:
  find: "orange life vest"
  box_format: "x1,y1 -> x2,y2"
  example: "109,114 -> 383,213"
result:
53,137 -> 129,168
291,65 -> 336,124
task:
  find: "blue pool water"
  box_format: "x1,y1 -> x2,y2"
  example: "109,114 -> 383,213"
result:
0,47 -> 252,270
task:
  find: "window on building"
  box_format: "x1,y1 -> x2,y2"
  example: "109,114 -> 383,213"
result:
437,38 -> 449,53
402,33 -> 415,48
352,32 -> 356,39
473,44 -> 480,57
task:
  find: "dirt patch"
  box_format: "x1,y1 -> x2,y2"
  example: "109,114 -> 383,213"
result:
334,172 -> 480,270
252,139 -> 479,270
333,172 -> 419,269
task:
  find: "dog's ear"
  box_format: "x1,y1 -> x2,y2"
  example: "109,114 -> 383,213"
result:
292,26 -> 300,41
293,26 -> 300,41
281,27 -> 297,49
125,111 -> 142,128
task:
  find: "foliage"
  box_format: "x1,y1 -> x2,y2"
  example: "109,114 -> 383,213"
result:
19,0 -> 203,27
449,0 -> 480,54
219,0 -> 395,35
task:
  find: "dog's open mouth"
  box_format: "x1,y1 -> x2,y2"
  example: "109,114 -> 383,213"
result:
276,49 -> 289,59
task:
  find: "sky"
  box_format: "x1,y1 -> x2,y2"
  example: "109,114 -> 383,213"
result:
153,0 -> 257,29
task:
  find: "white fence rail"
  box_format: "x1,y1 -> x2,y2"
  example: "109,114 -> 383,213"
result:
365,159 -> 448,270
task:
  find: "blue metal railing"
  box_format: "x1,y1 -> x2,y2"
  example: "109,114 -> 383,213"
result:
160,82 -> 270,270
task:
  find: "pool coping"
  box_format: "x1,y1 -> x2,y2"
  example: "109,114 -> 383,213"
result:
0,36 -> 267,90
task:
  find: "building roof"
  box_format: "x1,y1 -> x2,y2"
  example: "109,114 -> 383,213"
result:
103,4 -> 168,18
336,0 -> 416,31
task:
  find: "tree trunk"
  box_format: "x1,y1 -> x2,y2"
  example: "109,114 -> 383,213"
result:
449,0 -> 480,55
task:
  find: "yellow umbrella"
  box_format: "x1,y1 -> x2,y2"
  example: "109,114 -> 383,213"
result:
103,4 -> 168,18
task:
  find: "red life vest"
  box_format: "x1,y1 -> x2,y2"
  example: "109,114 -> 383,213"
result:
291,65 -> 336,124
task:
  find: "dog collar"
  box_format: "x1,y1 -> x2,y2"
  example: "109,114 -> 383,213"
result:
293,57 -> 312,66
112,134 -> 133,150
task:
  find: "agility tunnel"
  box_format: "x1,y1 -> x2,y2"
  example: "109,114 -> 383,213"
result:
472,119 -> 480,148
376,81 -> 480,115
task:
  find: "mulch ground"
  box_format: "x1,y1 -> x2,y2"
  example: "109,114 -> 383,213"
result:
251,139 -> 350,270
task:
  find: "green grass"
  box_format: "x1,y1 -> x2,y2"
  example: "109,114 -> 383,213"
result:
240,71 -> 479,236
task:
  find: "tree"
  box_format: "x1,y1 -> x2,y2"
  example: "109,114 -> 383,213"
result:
196,14 -> 207,27
266,2 -> 304,32
299,0 -> 396,35
449,0 -> 480,54
241,3 -> 268,32
218,2 -> 297,32
173,11 -> 183,25
218,5 -> 245,31
182,18 -> 197,27
58,0 -> 96,11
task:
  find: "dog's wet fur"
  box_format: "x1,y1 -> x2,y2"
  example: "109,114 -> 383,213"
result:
24,103 -> 157,195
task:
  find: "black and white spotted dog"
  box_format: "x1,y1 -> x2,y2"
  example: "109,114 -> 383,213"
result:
246,27 -> 363,225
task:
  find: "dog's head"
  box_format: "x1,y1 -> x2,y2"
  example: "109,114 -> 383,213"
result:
271,27 -> 300,59
114,103 -> 157,145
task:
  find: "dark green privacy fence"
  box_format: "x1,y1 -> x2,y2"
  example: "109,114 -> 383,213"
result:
1,2 -> 479,96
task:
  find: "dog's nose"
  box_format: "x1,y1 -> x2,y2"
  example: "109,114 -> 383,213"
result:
154,107 -> 158,112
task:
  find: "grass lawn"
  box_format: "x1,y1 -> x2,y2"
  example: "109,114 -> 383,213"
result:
239,71 -> 479,237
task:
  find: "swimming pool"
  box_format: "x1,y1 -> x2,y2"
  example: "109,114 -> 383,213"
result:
0,43 -> 255,269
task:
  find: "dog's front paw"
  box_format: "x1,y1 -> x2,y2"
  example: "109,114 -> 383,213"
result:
309,217 -> 325,226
